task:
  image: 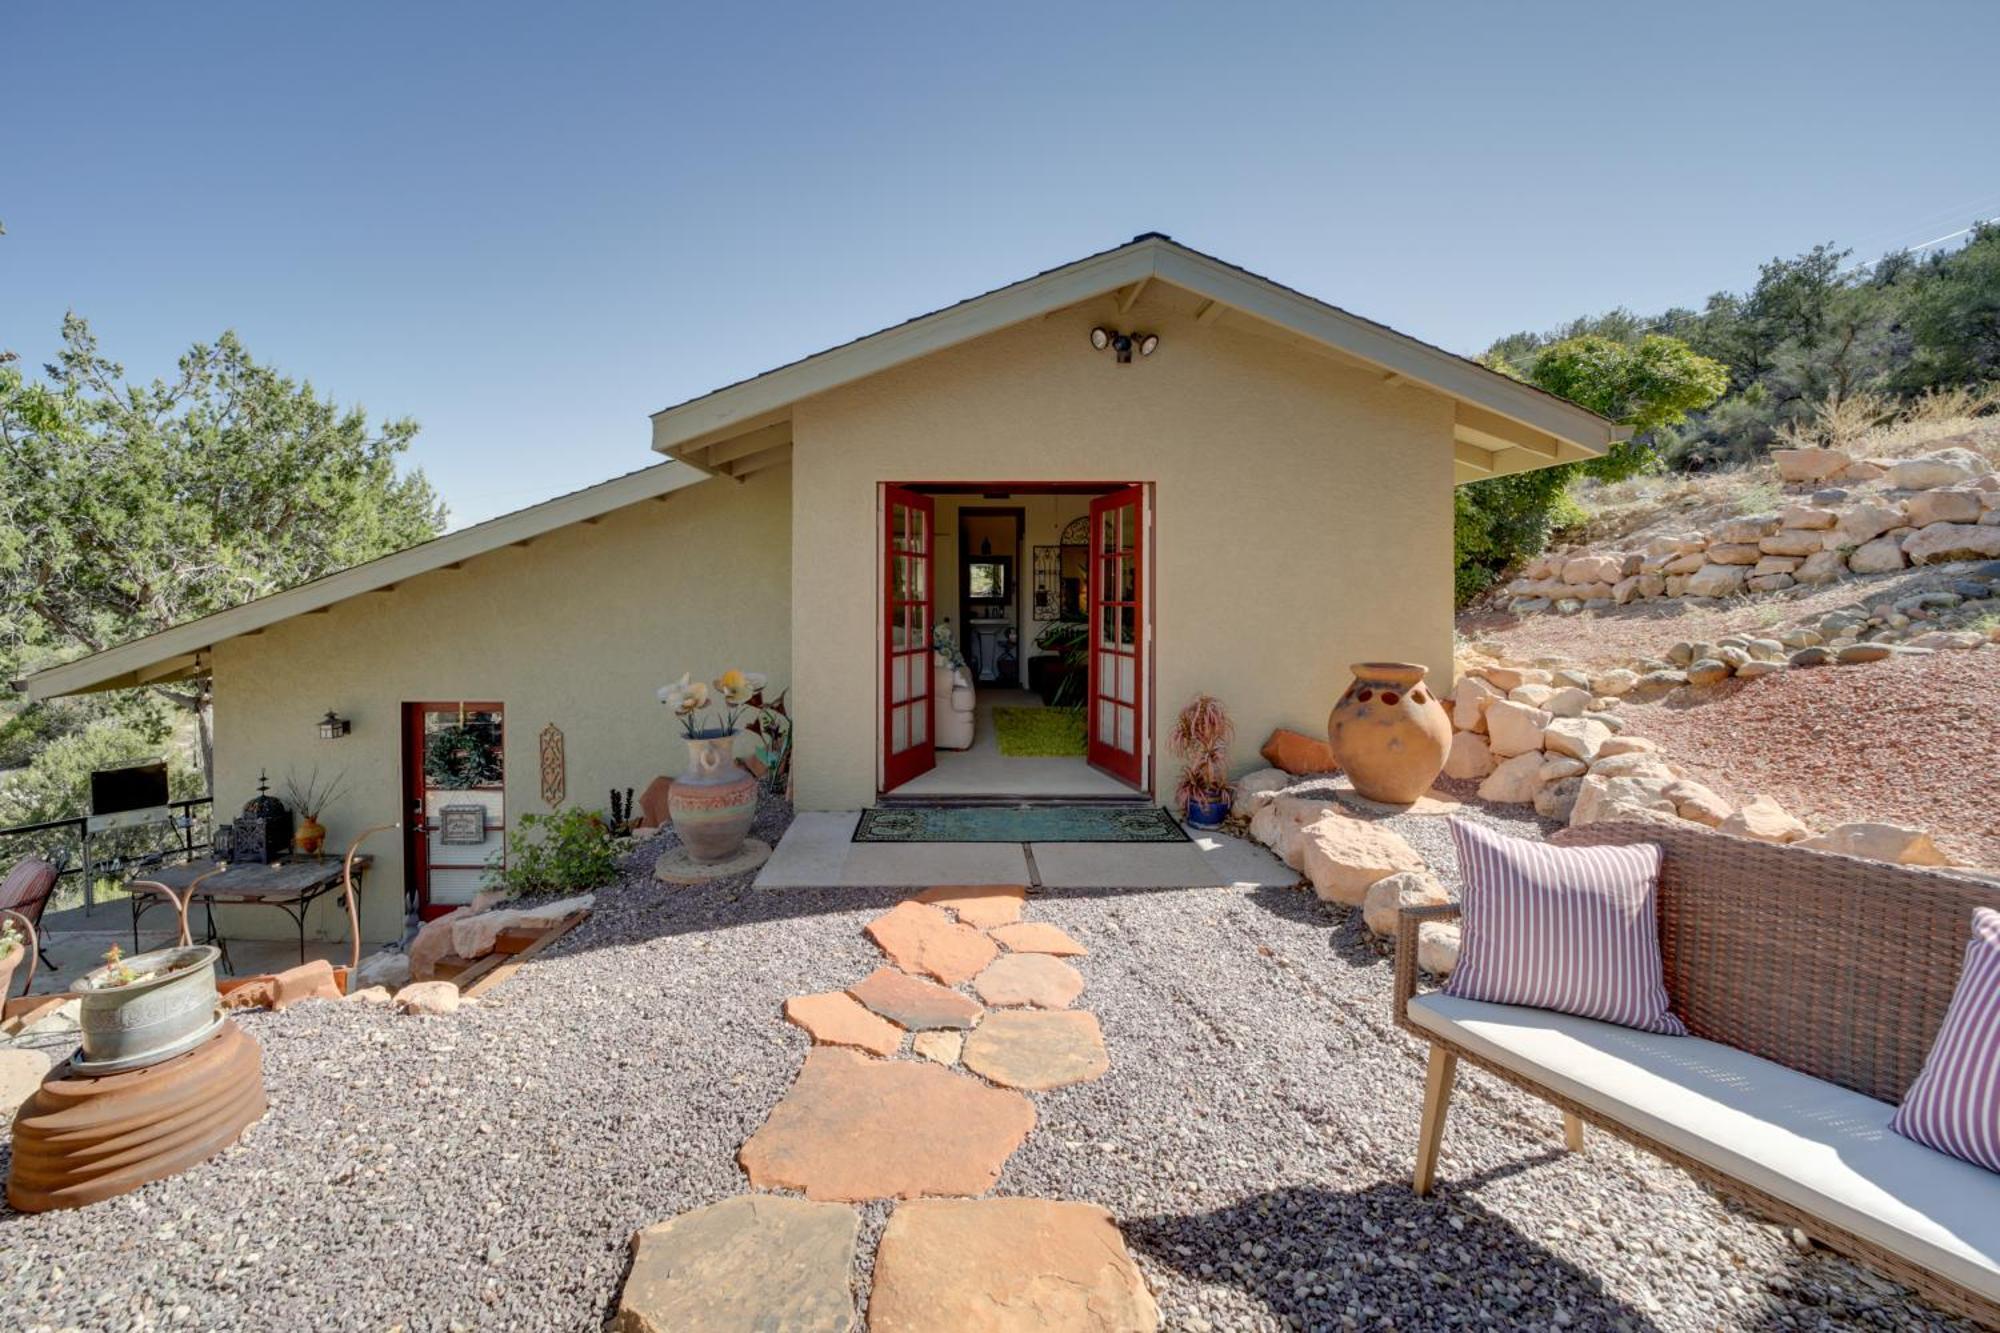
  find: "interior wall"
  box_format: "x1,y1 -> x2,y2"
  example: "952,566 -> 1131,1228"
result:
789,289 -> 1457,811
930,492 -> 1093,689
209,464 -> 793,943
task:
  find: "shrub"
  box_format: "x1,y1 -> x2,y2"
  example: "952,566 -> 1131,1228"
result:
485,806 -> 618,898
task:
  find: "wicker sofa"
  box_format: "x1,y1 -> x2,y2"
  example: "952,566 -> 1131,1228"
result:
1394,820 -> 2000,1327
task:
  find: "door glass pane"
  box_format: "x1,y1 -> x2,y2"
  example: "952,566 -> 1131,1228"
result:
892,705 -> 908,752
1119,555 -> 1136,601
912,508 -> 927,551
1097,698 -> 1115,742
913,702 -> 928,744
423,708 -> 503,790
1099,605 -> 1116,649
1100,510 -> 1117,550
891,655 -> 908,703
893,505 -> 907,549
1119,605 -> 1137,646
1117,705 -> 1134,751
1118,654 -> 1136,704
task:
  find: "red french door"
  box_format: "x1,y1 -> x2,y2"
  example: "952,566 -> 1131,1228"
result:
1087,486 -> 1146,787
882,486 -> 937,791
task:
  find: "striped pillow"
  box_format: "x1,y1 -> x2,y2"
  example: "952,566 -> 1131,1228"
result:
1444,818 -> 1686,1036
1890,908 -> 2000,1174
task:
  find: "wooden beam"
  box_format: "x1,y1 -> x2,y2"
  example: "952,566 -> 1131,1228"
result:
727,442 -> 794,480
1193,298 -> 1226,326
1116,277 -> 1150,315
698,419 -> 794,470
1454,440 -> 1498,474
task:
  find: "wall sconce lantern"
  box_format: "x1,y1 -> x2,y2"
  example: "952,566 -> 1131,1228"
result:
317,710 -> 351,740
1090,327 -> 1159,364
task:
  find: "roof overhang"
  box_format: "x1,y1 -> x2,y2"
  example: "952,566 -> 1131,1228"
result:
18,460 -> 708,701
650,234 -> 1624,483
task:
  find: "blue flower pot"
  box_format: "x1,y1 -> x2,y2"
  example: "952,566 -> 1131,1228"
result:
1184,793 -> 1231,830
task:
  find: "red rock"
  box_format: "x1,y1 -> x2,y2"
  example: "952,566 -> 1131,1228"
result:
218,978 -> 276,1011
1260,728 -> 1337,775
865,902 -> 998,985
636,775 -> 674,829
270,959 -> 342,1010
847,967 -> 983,1030
961,1010 -> 1108,1090
784,991 -> 904,1057
987,922 -> 1086,957
740,1048 -> 1034,1201
870,1198 -> 1160,1332
615,1195 -> 857,1332
913,885 -> 1027,929
973,954 -> 1085,1009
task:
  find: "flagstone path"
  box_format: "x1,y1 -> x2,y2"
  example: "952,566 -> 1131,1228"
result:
615,884 -> 1158,1331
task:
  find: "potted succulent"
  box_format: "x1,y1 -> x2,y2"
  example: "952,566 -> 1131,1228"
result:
72,941 -> 223,1069
1171,693 -> 1235,830
658,669 -> 769,862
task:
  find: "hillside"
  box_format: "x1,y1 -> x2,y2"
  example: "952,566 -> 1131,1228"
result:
1455,413 -> 2000,870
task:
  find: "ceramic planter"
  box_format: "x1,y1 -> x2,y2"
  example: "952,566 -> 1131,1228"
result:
1327,662 -> 1452,805
293,815 -> 326,856
667,731 -> 758,862
1184,792 -> 1231,830
72,945 -> 223,1071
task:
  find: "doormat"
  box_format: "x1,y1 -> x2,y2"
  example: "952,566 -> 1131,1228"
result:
991,706 -> 1086,757
854,805 -> 1190,844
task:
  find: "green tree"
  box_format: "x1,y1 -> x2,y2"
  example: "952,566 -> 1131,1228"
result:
1903,223 -> 2000,388
1,316 -> 445,785
1453,334 -> 1727,602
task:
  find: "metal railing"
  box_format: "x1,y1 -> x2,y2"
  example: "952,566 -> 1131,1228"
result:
0,797 -> 214,911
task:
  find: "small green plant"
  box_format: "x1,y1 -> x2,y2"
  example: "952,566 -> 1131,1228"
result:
485,806 -> 618,898
99,941 -> 140,986
1968,610 -> 2000,637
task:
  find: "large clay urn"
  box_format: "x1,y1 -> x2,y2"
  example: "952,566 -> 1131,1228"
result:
1327,662 -> 1452,805
666,732 -> 759,862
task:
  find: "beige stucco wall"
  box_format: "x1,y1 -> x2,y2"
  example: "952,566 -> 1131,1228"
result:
789,302 -> 1458,810
209,465 -> 791,944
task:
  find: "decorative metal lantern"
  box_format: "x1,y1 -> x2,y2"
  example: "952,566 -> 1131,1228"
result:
317,710 -> 351,740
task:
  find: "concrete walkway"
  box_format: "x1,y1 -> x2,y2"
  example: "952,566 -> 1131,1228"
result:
754,810 -> 1298,891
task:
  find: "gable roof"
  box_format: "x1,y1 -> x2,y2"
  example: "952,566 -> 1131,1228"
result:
17,459 -> 708,701
652,233 -> 1623,485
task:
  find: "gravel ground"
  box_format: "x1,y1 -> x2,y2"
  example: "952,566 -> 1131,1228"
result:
1614,649 -> 2000,870
2,798 -> 1975,1331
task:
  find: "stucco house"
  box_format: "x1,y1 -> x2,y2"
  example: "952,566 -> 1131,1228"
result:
22,234 -> 1615,944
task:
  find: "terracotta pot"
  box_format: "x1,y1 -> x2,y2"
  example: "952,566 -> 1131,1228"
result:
1327,662 -> 1452,805
0,946 -> 21,1000
667,731 -> 758,862
293,815 -> 326,857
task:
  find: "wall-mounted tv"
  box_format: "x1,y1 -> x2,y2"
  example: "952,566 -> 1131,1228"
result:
91,761 -> 170,818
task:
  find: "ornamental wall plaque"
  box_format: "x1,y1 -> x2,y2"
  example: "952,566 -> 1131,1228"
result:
538,724 -> 566,808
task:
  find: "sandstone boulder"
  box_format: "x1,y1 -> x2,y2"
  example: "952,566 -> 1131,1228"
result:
452,893 -> 595,961
1847,537 -> 1907,574
1442,731 -> 1495,780
1887,448 -> 1982,491
1796,822 -> 1951,866
1562,554 -> 1625,585
1542,716 -> 1612,763
1250,796 -> 1342,870
1450,676 -> 1503,733
1903,522 -> 2000,565
270,959 -> 342,1010
1795,550 -> 1848,584
1417,922 -> 1461,976
1260,729 -> 1337,775
1476,751 -> 1545,804
408,907 -> 467,981
1591,668 -> 1639,697
1232,767 -> 1291,815
1718,794 -> 1810,844
1538,755 -> 1587,781
1772,448 -> 1851,483
353,949 -> 413,993
1483,700 -> 1551,757
1569,774 -> 1679,828
1904,489 -> 1984,527
1758,529 -> 1824,557
1543,686 -> 1592,719
394,980 -> 462,1016
1686,658 -> 1731,686
1780,504 -> 1838,530
1686,564 -> 1748,598
1666,780 -> 1731,827
1704,542 -> 1763,565
1361,870 -> 1451,938
1535,775 -> 1584,821
1836,502 -> 1905,546
1298,814 -> 1427,906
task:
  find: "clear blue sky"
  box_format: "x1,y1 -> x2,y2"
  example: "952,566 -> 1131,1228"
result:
8,1 -> 1997,526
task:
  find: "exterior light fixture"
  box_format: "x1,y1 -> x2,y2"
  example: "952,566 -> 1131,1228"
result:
1090,327 -> 1158,364
317,710 -> 351,740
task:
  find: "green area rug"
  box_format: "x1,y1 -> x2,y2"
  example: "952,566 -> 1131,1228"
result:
854,805 -> 1189,844
991,706 -> 1086,757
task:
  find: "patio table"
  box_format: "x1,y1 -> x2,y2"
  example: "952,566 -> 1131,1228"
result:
128,856 -> 371,973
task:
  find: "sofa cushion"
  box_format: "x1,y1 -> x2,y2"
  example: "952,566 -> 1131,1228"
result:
1892,907 -> 2000,1174
1444,818 -> 1684,1035
1409,992 -> 2000,1304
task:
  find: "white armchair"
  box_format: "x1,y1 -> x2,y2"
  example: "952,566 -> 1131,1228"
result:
934,655 -> 976,750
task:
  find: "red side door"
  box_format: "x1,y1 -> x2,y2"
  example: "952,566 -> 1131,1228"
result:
882,486 -> 937,792
1087,486 -> 1145,787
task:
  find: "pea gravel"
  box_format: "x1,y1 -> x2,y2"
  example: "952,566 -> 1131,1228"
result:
1,797 -> 1972,1331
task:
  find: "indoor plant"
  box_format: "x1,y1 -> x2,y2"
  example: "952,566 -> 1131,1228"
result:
1171,693 -> 1235,829
658,669 -> 768,861
282,767 -> 348,856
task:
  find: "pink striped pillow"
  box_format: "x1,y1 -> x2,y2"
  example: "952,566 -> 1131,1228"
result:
1444,819 -> 1685,1036
1890,908 -> 2000,1174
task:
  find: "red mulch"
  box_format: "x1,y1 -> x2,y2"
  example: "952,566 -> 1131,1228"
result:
1615,651 -> 2000,870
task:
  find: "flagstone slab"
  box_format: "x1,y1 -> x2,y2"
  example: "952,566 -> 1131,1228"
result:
613,1194 -> 858,1333
869,1198 -> 1160,1332
740,1047 -> 1034,1201
914,884 -> 1028,929
784,991 -> 904,1056
988,921 -> 1087,957
961,1010 -> 1109,1090
973,953 -> 1086,1009
912,1030 -> 963,1065
847,966 -> 984,1031
865,901 -> 999,985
